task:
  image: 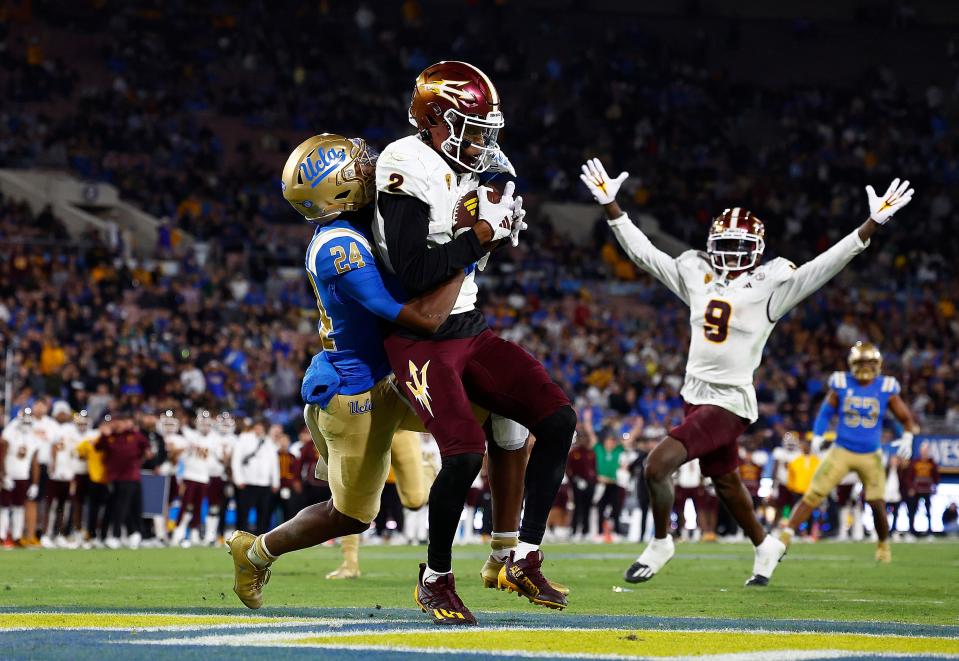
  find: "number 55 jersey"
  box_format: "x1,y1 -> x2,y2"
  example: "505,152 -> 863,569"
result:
608,215 -> 870,422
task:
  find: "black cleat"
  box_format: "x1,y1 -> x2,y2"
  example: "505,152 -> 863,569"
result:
624,561 -> 657,584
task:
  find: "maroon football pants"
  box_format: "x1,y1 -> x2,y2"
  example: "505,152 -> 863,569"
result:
384,329 -> 570,457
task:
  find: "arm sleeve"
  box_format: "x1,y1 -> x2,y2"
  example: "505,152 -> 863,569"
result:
767,230 -> 869,320
378,193 -> 486,296
607,213 -> 689,304
337,264 -> 404,321
813,394 -> 838,436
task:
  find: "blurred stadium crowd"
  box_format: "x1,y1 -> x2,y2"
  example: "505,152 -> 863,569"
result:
0,2 -> 957,548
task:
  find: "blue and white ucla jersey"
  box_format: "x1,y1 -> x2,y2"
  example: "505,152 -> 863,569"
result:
828,371 -> 901,454
301,215 -> 404,408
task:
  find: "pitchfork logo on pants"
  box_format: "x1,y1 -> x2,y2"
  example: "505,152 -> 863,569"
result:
405,360 -> 433,417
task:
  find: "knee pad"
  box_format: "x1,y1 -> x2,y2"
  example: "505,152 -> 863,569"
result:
490,414 -> 529,451
530,406 -> 577,450
208,506 -> 220,517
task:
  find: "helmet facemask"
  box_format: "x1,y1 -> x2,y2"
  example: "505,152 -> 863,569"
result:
215,412 -> 236,435
850,359 -> 881,381
157,410 -> 180,435
195,410 -> 213,434
74,410 -> 90,433
707,231 -> 765,272
439,108 -> 504,174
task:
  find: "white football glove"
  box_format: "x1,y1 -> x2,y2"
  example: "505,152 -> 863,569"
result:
26,483 -> 39,501
487,149 -> 516,176
892,432 -> 914,460
509,194 -> 528,247
2,476 -> 12,492
865,178 -> 915,224
811,434 -> 825,454
579,157 -> 628,205
477,181 -> 515,243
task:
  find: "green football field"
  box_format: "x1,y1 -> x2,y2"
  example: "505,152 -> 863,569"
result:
2,540 -> 958,660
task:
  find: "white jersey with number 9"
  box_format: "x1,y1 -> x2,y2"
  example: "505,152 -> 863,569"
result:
607,215 -> 870,422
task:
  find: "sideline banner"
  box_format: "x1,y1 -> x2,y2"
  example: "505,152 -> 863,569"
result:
913,435 -> 959,478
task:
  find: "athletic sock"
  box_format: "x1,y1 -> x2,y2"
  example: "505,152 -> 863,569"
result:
248,534 -> 276,568
514,541 -> 540,559
0,508 -> 9,540
205,515 -> 220,541
423,565 -> 451,585
341,534 -> 360,569
490,531 -> 519,562
11,507 -> 24,540
756,534 -> 779,552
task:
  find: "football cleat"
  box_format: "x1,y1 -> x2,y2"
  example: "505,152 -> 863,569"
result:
226,531 -> 271,609
482,553 -> 570,595
414,563 -> 477,625
497,550 -> 567,610
326,563 -> 360,580
745,535 -> 787,586
875,541 -> 892,564
624,536 -> 675,584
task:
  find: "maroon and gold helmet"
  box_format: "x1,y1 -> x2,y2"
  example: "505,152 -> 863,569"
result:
707,208 -> 766,272
408,60 -> 503,173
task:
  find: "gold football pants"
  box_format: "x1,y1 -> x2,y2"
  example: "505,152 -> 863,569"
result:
802,445 -> 886,507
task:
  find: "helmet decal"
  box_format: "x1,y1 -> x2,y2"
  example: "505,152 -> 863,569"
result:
418,79 -> 474,107
299,148 -> 348,188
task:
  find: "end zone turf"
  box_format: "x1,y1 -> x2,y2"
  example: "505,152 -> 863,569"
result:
1,542 -> 957,659
1,608 -> 958,660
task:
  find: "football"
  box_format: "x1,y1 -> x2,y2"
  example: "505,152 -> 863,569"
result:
453,185 -> 504,250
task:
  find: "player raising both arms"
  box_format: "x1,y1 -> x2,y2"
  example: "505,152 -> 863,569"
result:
781,342 -> 919,562
580,158 -> 914,586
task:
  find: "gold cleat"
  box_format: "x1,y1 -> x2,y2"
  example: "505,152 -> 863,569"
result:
876,541 -> 892,564
481,554 -> 570,595
226,531 -> 271,609
325,563 -> 360,580
481,556 -> 505,589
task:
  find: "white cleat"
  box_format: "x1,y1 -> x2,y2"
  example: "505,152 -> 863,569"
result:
624,536 -> 675,583
40,535 -> 56,549
104,537 -> 121,550
745,535 -> 786,586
